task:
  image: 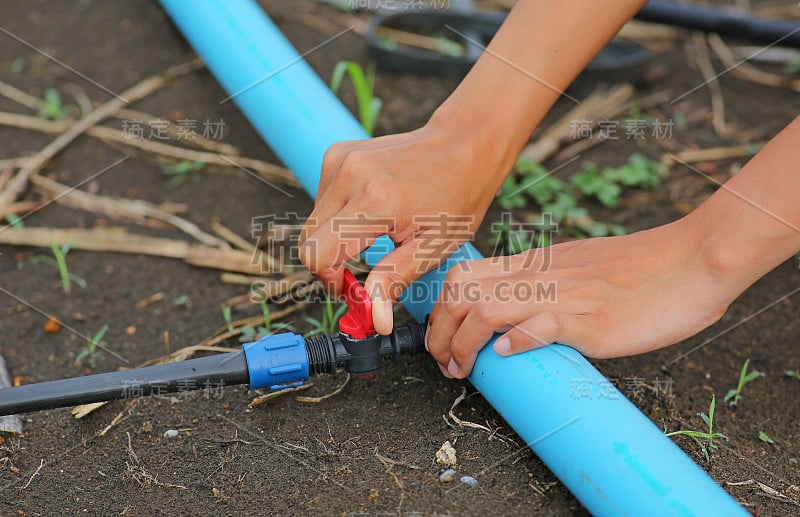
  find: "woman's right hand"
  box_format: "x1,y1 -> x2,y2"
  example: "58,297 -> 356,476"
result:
298,113 -> 512,335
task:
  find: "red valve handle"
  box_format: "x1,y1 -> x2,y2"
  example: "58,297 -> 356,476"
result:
338,269 -> 376,339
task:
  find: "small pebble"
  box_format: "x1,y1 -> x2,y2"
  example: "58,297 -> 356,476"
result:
438,468 -> 457,482
163,429 -> 179,438
460,475 -> 478,486
435,440 -> 457,466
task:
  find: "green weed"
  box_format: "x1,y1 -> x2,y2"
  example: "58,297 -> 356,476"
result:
724,358 -> 763,407
22,240 -> 86,293
76,325 -> 108,369
173,294 -> 191,308
304,293 -> 348,337
37,88 -> 68,121
10,57 -> 25,74
330,61 -> 382,135
4,214 -> 24,228
496,155 -> 661,249
786,59 -> 800,75
239,299 -> 294,343
495,154 -> 663,253
221,305 -> 234,333
666,395 -> 728,463
162,160 -> 206,187
758,431 -> 774,444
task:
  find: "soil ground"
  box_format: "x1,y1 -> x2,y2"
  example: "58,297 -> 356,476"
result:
0,1 -> 798,515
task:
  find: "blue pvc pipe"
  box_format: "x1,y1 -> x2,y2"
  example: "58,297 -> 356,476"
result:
159,1 -> 746,515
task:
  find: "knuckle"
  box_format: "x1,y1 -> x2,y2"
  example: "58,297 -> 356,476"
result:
444,264 -> 467,285
362,177 -> 389,205
545,311 -> 566,334
322,143 -> 347,168
371,271 -> 407,301
426,336 -> 448,363
449,336 -> 469,363
339,151 -> 369,178
534,311 -> 565,339
474,302 -> 499,325
440,299 -> 463,320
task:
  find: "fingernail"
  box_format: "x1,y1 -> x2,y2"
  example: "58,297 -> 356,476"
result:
424,322 -> 431,352
447,358 -> 460,378
438,363 -> 452,378
382,299 -> 393,329
494,336 -> 511,356
372,298 -> 393,335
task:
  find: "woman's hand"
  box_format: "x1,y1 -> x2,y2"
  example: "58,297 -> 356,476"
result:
298,0 -> 648,336
425,219 -> 739,378
299,115 -> 511,335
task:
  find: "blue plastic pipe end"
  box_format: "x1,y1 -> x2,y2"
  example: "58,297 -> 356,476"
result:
243,333 -> 309,390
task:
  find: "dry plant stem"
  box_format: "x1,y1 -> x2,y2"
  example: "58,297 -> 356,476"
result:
296,371 -> 351,403
0,111 -> 296,186
29,173 -> 228,247
707,33 -> 800,93
72,401 -> 108,419
0,169 -> 13,191
0,157 -> 32,171
518,83 -> 634,164
221,270 -> 313,292
212,218 -> 279,270
446,386 -> 514,445
0,201 -> 40,219
249,383 -> 314,408
374,447 -> 406,516
134,292 -> 165,309
662,143 -> 767,165
124,432 -> 187,490
691,33 -> 728,138
618,20 -> 681,41
211,218 -> 258,252
291,8 -> 454,54
0,226 -> 273,274
752,5 -> 800,18
0,80 -> 38,109
0,355 -> 23,435
0,78 -> 240,156
99,399 -> 138,436
727,480 -> 800,505
18,459 -> 44,490
0,58 -> 203,208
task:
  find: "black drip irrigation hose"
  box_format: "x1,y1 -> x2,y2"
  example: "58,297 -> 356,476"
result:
635,1 -> 800,48
0,322 -> 427,417
0,352 -> 250,416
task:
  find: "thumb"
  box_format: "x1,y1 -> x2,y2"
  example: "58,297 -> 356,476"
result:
364,239 -> 434,335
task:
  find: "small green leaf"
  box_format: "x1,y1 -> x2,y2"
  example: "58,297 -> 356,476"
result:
758,431 -> 774,444
4,214 -> 24,228
743,370 -> 764,383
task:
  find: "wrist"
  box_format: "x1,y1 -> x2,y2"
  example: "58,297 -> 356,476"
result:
426,103 -> 518,190
680,197 -> 799,294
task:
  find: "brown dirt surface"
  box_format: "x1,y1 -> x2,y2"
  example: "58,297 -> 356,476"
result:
0,1 -> 798,516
